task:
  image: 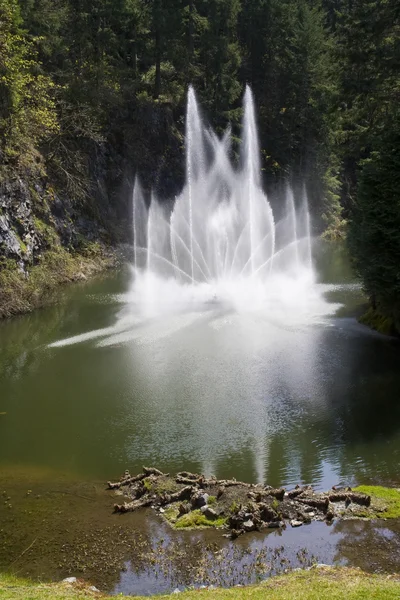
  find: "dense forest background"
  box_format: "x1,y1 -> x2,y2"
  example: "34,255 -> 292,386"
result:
0,0 -> 399,328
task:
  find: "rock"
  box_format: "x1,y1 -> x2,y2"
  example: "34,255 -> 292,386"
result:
63,577 -> 77,583
191,491 -> 209,508
290,519 -> 303,527
259,503 -> 279,522
172,588 -> 181,593
159,507 -> 165,513
201,506 -> 218,520
88,586 -> 100,592
267,521 -> 283,528
242,519 -> 255,532
230,529 -> 244,539
178,503 -> 190,516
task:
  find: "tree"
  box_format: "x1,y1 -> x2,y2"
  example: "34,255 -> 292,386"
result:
0,0 -> 58,170
348,118 -> 400,330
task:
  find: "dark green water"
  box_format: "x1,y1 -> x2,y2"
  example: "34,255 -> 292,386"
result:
0,242 -> 399,489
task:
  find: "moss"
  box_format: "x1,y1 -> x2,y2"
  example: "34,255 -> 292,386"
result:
143,476 -> 180,496
1,567 -> 400,599
271,498 -> 280,511
174,509 -> 227,529
353,486 -> 400,519
359,307 -> 395,335
34,217 -> 59,246
162,503 -> 181,524
207,495 -> 216,505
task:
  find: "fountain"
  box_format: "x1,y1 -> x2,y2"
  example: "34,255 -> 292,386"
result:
48,86 -> 339,350
131,85 -> 317,317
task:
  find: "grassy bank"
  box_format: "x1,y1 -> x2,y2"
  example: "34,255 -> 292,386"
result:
0,244 -> 117,319
353,486 -> 400,518
1,567 -> 400,599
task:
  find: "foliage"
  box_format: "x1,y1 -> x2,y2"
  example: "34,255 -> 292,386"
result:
0,0 -> 58,169
348,120 -> 400,331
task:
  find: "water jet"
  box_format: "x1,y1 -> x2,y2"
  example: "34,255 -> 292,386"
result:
131,86 -> 320,318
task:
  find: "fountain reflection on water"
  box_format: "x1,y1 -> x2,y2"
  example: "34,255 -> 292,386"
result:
131,86 -> 331,321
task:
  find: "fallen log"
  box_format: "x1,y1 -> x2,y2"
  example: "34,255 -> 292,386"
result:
265,488 -> 285,501
296,496 -> 329,512
143,466 -> 165,477
328,492 -> 371,506
107,473 -> 146,490
177,472 -> 201,480
218,479 -> 249,487
159,486 -> 194,505
287,486 -> 312,499
114,497 -> 153,513
176,476 -> 202,486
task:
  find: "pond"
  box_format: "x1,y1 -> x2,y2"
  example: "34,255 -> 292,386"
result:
1,242 -> 399,489
0,241 -> 400,593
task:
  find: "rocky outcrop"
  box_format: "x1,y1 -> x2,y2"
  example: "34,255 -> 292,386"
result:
0,175 -> 113,273
0,179 -> 41,269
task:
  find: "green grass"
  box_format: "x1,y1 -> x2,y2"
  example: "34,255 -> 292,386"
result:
174,509 -> 227,529
1,567 -> 400,599
353,486 -> 400,518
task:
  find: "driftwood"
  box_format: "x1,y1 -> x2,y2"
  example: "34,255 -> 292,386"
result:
176,476 -> 202,486
177,472 -> 201,480
143,466 -> 165,477
218,479 -> 249,487
297,496 -> 330,512
114,497 -> 153,513
328,491 -> 371,506
287,486 -> 312,499
108,466 -> 165,490
159,486 -> 194,506
107,473 -> 146,490
265,488 -> 285,501
108,468 -> 380,535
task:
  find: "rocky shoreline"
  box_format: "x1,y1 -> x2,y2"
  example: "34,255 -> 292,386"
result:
107,467 -> 386,539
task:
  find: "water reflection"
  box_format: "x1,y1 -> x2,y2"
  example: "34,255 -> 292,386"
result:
0,248 -> 400,489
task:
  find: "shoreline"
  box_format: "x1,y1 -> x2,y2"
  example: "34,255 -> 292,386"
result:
1,566 -> 400,599
0,467 -> 399,595
0,244 -> 120,320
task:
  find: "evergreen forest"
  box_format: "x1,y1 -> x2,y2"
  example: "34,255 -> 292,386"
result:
0,0 -> 399,330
